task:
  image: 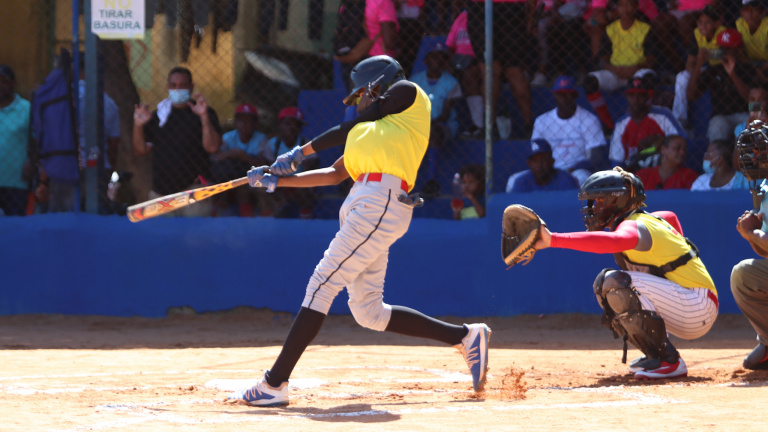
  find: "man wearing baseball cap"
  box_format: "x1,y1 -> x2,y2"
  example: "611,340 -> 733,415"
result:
255,106 -> 319,218
610,77 -> 686,168
505,139 -> 580,192
210,103 -> 267,216
530,75 -> 606,185
0,64 -> 31,216
687,27 -> 760,142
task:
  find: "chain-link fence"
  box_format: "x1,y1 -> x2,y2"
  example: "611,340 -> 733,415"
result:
0,0 -> 757,219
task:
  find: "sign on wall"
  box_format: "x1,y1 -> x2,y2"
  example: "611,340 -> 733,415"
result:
91,0 -> 145,40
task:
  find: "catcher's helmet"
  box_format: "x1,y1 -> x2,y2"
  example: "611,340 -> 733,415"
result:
736,120 -> 768,182
343,55 -> 405,106
578,169 -> 646,231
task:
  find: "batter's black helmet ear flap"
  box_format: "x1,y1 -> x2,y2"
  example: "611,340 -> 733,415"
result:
343,55 -> 405,106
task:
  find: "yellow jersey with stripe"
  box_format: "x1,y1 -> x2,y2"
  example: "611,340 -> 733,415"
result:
694,26 -> 726,66
344,83 -> 431,192
622,213 -> 716,295
737,17 -> 768,62
607,20 -> 651,67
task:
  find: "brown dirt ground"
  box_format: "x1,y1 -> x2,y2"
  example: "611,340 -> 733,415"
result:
1,308 -> 766,431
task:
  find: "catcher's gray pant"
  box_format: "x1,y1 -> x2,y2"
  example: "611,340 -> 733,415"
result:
301,174 -> 412,331
626,271 -> 718,340
731,259 -> 768,345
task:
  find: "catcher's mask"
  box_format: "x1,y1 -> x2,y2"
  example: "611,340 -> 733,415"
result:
343,55 -> 405,106
578,169 -> 646,231
736,120 -> 768,183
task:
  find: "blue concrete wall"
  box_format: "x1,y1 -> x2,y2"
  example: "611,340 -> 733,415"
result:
0,190 -> 754,317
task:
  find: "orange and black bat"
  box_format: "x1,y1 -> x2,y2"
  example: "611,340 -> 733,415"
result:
127,163 -> 297,222
126,177 -> 249,222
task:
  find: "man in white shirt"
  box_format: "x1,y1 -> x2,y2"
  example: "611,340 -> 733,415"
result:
531,75 -> 607,185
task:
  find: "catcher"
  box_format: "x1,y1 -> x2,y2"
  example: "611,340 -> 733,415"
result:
502,167 -> 718,380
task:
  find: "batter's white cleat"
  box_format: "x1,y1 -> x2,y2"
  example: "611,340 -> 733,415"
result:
228,375 -> 289,407
455,323 -> 491,392
634,357 -> 688,380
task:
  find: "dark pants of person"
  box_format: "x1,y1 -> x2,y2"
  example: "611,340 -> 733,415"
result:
0,187 -> 28,216
731,258 -> 768,345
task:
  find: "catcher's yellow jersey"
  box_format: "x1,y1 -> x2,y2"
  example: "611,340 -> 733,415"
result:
622,213 -> 716,294
343,84 -> 431,192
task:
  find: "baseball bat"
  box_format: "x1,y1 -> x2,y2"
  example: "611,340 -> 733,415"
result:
126,163 -> 296,222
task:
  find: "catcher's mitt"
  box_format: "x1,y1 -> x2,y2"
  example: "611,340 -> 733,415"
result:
501,204 -> 546,267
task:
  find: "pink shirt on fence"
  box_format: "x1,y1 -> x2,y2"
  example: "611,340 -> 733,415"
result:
590,0 -> 658,20
676,0 -> 711,11
446,11 -> 475,57
366,0 -> 399,56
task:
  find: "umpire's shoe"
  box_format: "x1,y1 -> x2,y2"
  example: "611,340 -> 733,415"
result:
228,373 -> 289,407
743,343 -> 768,370
456,323 -> 492,392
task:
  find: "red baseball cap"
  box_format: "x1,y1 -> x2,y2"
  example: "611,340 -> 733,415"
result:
717,28 -> 743,48
235,103 -> 259,117
278,107 -> 306,124
625,77 -> 649,94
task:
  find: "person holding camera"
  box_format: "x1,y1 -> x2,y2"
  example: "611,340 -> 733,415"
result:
686,27 -> 762,142
672,6 -> 725,128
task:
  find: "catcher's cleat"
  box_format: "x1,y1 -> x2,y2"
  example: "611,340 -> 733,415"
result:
628,355 -> 656,373
634,357 -> 688,380
228,374 -> 289,407
743,343 -> 768,370
455,323 -> 492,392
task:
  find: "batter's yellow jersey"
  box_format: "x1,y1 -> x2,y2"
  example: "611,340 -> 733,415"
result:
737,17 -> 768,62
344,83 -> 431,192
607,20 -> 651,67
622,213 -> 717,295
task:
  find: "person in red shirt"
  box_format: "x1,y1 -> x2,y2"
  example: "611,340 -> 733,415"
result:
636,135 -> 698,190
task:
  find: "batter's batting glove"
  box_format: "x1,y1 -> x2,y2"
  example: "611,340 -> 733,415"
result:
247,166 -> 278,193
271,146 -> 305,176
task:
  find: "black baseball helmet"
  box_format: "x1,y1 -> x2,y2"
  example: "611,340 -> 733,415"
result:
343,55 -> 405,106
736,120 -> 768,182
578,169 -> 646,231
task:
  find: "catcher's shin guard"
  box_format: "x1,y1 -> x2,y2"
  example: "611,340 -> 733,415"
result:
595,270 -> 668,362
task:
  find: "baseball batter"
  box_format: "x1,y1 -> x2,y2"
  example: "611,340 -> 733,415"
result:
227,56 -> 491,406
534,168 -> 718,380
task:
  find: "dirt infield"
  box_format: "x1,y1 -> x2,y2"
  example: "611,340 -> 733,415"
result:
1,308 -> 766,431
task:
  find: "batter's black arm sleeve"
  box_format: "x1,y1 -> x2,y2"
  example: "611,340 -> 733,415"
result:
310,81 -> 417,152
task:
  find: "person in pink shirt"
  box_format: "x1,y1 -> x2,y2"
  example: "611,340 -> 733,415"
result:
366,0 -> 400,58
338,0 -> 400,91
446,10 -> 485,136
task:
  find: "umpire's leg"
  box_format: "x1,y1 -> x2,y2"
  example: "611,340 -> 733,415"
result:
731,258 -> 768,345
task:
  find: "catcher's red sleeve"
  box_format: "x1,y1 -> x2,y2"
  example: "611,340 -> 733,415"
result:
550,221 -> 639,253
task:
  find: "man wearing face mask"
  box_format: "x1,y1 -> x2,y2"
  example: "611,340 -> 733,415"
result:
132,66 -> 222,207
691,139 -> 749,190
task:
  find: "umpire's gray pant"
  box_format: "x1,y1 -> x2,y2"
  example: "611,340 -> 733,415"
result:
731,258 -> 768,345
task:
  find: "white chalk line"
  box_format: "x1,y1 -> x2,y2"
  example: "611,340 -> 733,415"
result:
2,365 -> 471,396
13,365 -> 699,431
46,386 -> 685,432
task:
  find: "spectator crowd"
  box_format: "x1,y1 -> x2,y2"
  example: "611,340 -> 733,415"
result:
3,0 -> 767,219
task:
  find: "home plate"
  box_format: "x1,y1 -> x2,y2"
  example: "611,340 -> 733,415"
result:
205,378 -> 326,391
